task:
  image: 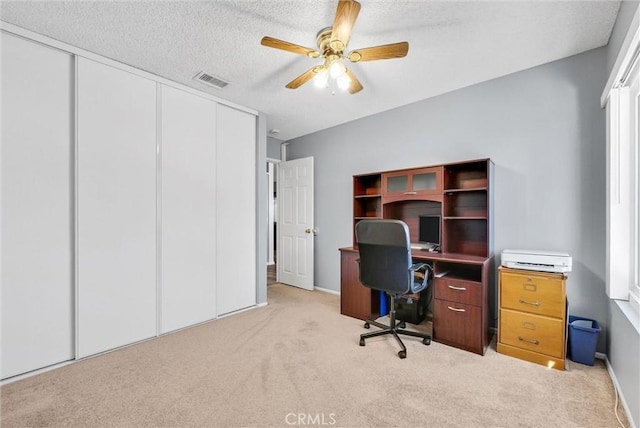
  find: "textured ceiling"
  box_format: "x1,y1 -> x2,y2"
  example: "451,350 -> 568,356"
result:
1,1 -> 621,141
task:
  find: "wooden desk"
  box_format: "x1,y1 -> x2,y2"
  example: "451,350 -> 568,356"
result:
340,248 -> 494,356
343,159 -> 495,355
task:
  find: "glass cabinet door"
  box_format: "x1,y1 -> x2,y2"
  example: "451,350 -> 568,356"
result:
382,166 -> 442,199
412,172 -> 437,191
386,175 -> 409,193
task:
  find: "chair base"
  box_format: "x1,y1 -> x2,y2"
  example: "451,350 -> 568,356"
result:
359,295 -> 431,359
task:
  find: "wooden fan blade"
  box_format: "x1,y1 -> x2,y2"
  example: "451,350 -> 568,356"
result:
261,36 -> 320,58
345,68 -> 363,94
329,0 -> 361,52
285,67 -> 319,89
347,42 -> 409,62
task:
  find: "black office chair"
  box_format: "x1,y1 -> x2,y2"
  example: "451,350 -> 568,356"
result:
356,219 -> 432,359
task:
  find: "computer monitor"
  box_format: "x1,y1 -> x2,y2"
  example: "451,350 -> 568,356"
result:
419,215 -> 441,247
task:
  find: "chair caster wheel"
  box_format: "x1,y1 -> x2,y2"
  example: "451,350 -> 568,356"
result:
423,338 -> 431,345
398,350 -> 406,359
363,322 -> 370,329
398,322 -> 406,329
359,338 -> 365,346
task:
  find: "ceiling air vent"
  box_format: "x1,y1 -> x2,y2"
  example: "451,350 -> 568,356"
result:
193,71 -> 229,89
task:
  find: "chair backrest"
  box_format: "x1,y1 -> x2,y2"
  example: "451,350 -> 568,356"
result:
355,219 -> 412,295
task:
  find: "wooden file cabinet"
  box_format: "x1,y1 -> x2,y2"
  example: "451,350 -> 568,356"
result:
497,267 -> 567,370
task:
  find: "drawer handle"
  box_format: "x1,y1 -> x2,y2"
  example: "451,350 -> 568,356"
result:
519,298 -> 540,307
403,191 -> 417,195
518,336 -> 540,345
448,285 -> 467,291
447,306 -> 466,312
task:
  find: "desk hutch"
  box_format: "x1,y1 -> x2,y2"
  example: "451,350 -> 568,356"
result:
339,158 -> 494,355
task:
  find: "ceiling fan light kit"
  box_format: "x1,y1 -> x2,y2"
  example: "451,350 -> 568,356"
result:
260,0 -> 409,95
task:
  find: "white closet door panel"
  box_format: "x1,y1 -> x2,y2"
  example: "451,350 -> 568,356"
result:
160,85 -> 216,334
1,33 -> 74,378
216,105 -> 256,315
77,57 -> 157,358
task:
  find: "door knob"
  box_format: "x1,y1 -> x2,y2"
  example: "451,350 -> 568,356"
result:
305,229 -> 311,234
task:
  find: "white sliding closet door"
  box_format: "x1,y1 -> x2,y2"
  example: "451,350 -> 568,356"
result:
1,33 -> 74,379
77,58 -> 157,358
160,85 -> 217,333
216,105 -> 257,315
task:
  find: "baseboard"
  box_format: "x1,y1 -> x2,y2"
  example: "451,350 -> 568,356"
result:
218,304 -> 260,318
314,286 -> 340,296
602,354 -> 637,428
1,360 -> 74,385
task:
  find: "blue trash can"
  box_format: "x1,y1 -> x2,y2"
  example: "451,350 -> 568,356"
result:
568,315 -> 601,366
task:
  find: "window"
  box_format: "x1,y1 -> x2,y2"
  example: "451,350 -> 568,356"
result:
631,58 -> 640,311
603,9 -> 640,313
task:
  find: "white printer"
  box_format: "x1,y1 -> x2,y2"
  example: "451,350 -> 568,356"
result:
501,249 -> 572,273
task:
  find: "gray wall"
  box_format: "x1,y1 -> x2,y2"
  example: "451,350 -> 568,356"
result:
256,113 -> 268,305
604,2 -> 640,426
287,47 -> 608,353
267,136 -> 283,160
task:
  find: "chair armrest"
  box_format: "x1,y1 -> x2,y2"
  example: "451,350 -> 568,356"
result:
409,263 -> 433,293
410,262 -> 428,272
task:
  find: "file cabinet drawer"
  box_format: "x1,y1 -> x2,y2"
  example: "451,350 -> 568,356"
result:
499,308 -> 565,359
434,277 -> 482,306
500,270 -> 565,318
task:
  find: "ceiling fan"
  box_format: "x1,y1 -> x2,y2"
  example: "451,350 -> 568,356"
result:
260,0 -> 409,94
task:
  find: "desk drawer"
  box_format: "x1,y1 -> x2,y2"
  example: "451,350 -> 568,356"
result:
500,271 -> 565,318
499,308 -> 565,358
434,277 -> 482,306
433,298 -> 481,351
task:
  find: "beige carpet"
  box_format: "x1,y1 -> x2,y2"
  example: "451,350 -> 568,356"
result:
1,283 -> 628,428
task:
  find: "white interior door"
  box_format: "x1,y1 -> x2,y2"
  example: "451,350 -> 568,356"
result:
278,157 -> 314,290
1,32 -> 74,379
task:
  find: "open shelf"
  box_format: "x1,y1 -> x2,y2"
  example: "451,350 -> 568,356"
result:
442,219 -> 488,257
444,160 -> 489,190
354,174 -> 381,197
434,262 -> 483,282
444,187 -> 487,193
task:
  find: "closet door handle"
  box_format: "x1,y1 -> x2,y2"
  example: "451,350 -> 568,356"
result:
447,306 -> 466,312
